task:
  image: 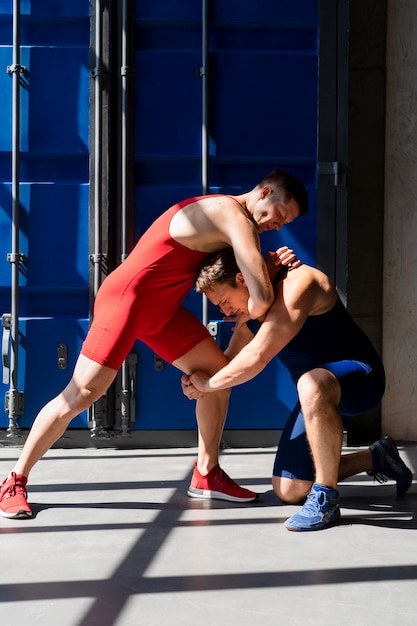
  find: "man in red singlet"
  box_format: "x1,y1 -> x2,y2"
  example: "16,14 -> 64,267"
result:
0,168 -> 308,519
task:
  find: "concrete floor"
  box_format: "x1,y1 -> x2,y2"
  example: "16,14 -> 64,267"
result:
0,441 -> 416,626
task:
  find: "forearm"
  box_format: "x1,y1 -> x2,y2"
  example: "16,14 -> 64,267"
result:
232,236 -> 273,318
247,290 -> 273,318
246,246 -> 300,317
206,347 -> 268,390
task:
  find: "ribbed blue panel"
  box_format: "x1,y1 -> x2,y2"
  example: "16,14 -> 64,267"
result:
0,1 -> 320,432
0,2 -> 89,428
132,0 -> 319,430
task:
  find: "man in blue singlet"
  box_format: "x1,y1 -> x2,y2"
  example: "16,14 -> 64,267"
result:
181,248 -> 413,532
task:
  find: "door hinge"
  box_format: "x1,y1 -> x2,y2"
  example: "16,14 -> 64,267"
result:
318,161 -> 346,187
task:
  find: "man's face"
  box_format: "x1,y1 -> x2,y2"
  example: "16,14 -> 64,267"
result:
204,276 -> 249,318
254,187 -> 300,233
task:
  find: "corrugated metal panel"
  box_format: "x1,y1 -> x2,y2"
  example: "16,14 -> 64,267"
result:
132,0 -> 319,430
0,2 -> 90,429
0,1 -> 323,434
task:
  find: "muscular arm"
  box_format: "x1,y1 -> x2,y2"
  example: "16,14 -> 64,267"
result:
190,270 -> 320,392
171,197 -> 274,318
226,213 -> 273,318
224,323 -> 255,360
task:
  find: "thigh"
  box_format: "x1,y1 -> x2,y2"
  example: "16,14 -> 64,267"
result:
142,306 -> 213,365
173,336 -> 229,376
318,359 -> 386,419
81,270 -> 145,370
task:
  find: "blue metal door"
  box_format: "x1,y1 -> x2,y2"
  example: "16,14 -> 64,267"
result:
132,0 -> 319,431
0,1 -> 331,439
0,2 -> 90,430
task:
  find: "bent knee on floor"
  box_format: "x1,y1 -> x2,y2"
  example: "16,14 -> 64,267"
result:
272,475 -> 312,504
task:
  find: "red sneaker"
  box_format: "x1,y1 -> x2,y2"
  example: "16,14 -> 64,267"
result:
187,462 -> 257,502
0,472 -> 32,519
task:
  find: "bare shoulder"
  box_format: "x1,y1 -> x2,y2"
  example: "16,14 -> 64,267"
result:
286,263 -> 332,285
279,263 -> 311,287
169,195 -> 253,251
280,264 -> 337,314
189,194 -> 247,220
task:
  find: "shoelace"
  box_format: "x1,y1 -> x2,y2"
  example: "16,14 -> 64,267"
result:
369,471 -> 388,485
369,443 -> 406,483
3,473 -> 27,499
301,489 -> 326,513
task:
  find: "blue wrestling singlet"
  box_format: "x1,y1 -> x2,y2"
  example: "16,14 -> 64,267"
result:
272,297 -> 386,481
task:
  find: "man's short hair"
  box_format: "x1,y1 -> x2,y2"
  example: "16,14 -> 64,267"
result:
258,168 -> 309,216
196,248 -> 240,293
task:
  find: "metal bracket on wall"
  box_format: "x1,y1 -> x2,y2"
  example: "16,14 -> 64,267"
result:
116,352 -> 138,436
89,252 -> 107,265
1,313 -> 11,384
120,65 -> 133,77
6,63 -> 27,75
197,65 -> 213,77
125,351 -> 137,426
7,252 -> 26,264
90,393 -> 110,440
5,389 -> 24,416
57,343 -> 67,370
318,161 -> 346,187
2,314 -> 24,435
207,321 -> 218,338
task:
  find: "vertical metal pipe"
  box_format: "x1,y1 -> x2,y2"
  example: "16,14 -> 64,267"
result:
10,0 -> 21,388
93,0 -> 102,298
90,0 -> 108,439
7,0 -> 23,434
120,0 -> 130,435
201,0 -> 210,326
120,0 -> 129,263
201,0 -> 209,196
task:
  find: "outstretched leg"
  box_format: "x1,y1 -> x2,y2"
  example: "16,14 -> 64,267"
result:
0,355 -> 118,518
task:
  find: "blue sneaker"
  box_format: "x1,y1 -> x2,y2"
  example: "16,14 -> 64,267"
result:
367,435 -> 412,496
284,483 -> 340,532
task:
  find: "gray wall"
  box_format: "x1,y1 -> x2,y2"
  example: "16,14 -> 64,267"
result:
383,0 -> 417,440
345,0 -> 387,444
